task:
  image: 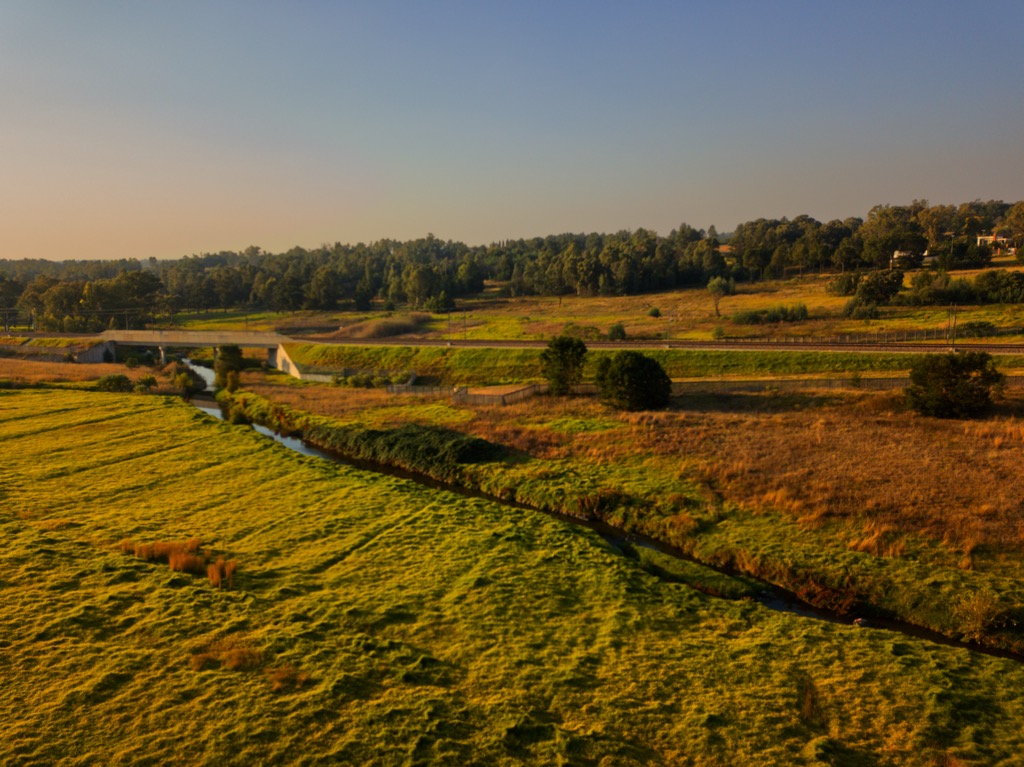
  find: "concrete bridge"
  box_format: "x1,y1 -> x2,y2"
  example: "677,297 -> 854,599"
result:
87,330 -> 293,366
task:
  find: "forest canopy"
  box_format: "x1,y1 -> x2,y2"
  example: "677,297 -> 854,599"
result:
1,199 -> 1022,332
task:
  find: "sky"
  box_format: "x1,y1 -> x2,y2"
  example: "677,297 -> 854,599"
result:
2,1 -> 1023,261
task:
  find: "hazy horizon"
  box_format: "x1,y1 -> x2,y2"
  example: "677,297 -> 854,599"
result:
3,1 -> 1022,261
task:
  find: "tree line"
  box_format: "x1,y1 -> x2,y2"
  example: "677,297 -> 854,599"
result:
2,199 -> 1023,332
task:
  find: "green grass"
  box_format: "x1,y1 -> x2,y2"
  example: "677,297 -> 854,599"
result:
24,337 -> 91,348
285,342 -> 1024,384
5,388 -> 1024,764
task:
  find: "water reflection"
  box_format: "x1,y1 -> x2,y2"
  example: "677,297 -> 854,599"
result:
192,402 -> 334,460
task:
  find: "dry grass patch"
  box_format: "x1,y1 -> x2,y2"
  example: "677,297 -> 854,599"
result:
119,538 -> 239,587
0,359 -> 135,383
266,665 -> 310,693
190,635 -> 264,672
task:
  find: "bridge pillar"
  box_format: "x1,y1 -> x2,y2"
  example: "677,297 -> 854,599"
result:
267,346 -> 278,369
158,346 -> 167,365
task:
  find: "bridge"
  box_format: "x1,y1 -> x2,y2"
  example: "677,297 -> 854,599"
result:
93,330 -> 293,366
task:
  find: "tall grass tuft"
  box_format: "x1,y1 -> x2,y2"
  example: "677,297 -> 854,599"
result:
267,665 -> 309,693
120,538 -> 238,587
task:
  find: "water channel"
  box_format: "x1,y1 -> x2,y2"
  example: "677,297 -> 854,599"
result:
184,378 -> 1023,664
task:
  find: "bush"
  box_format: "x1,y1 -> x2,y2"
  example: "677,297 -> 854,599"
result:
905,352 -> 1004,418
648,307 -> 661,318
96,374 -> 133,393
607,322 -> 627,341
595,351 -> 671,411
958,321 -> 998,338
540,336 -> 588,396
826,273 -> 860,297
855,269 -> 904,305
843,298 -> 881,320
732,304 -> 808,325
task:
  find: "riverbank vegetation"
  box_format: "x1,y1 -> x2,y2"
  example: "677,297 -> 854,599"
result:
5,387 -> 1024,764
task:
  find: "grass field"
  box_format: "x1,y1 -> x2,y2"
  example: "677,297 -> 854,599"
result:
5,388 -> 1024,764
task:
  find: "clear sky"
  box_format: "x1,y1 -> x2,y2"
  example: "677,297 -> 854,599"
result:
2,1 -> 1022,260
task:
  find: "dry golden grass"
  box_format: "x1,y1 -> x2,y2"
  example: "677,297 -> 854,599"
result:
677,402 -> 1024,554
0,358 -> 186,395
0,358 -> 134,383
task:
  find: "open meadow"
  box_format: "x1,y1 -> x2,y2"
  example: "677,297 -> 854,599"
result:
4,387 -> 1024,765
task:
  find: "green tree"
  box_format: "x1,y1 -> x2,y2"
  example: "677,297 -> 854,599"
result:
707,276 -> 734,318
855,269 -> 905,305
214,345 -> 245,389
595,351 -> 671,411
905,352 -> 1004,418
540,336 -> 588,396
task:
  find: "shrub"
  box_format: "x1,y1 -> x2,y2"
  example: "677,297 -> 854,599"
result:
842,298 -> 881,320
826,273 -> 860,296
732,304 -> 808,325
958,321 -> 998,339
648,307 -> 661,318
595,351 -> 671,411
905,352 -> 1004,418
97,374 -> 133,393
540,336 -> 588,396
855,269 -> 904,305
301,421 -> 505,482
607,322 -> 627,341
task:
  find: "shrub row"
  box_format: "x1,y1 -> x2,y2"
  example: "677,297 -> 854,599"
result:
732,304 -> 809,325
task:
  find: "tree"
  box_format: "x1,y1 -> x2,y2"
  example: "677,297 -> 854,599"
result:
707,276 -> 734,318
905,352 -> 1004,418
540,336 -> 588,396
860,205 -> 927,268
214,345 -> 245,389
595,351 -> 671,411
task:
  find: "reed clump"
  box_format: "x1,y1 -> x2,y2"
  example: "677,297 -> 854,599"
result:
119,538 -> 238,588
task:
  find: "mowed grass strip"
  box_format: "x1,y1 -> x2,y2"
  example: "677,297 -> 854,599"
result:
2,389 -> 1024,765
